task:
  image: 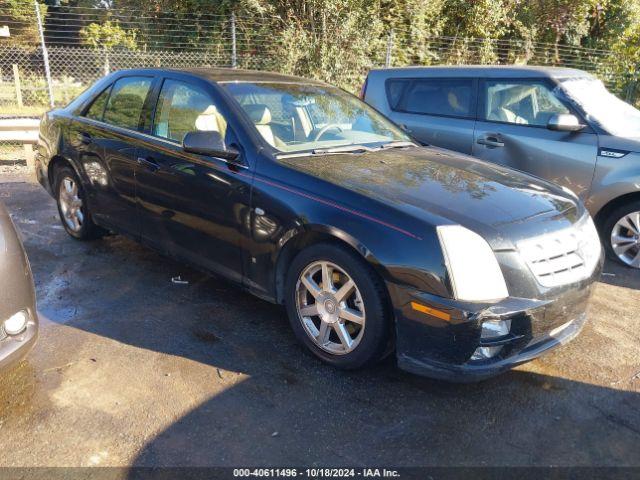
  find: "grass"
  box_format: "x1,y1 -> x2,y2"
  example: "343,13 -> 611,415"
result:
0,143 -> 27,162
0,77 -> 87,117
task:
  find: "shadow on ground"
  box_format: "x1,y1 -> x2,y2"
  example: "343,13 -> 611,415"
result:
1,180 -> 639,468
599,258 -> 640,290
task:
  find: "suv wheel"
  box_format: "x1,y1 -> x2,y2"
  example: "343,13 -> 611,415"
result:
284,243 -> 392,369
54,165 -> 105,240
602,201 -> 640,268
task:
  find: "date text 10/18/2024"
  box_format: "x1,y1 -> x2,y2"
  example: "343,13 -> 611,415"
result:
233,469 -> 401,478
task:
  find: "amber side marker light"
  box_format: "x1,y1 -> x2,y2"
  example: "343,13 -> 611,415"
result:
410,302 -> 451,321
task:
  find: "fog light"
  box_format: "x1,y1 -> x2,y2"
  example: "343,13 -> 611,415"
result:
470,319 -> 512,361
480,319 -> 511,339
471,345 -> 503,361
4,310 -> 29,335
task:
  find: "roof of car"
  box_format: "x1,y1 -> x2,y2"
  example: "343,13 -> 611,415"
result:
369,65 -> 592,79
117,67 -> 326,85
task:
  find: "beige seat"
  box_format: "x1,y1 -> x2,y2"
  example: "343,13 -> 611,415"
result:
487,86 -> 531,125
195,105 -> 228,138
490,107 -> 528,124
242,104 -> 279,147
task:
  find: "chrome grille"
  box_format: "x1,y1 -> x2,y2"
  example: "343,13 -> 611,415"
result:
518,215 -> 601,288
0,324 -> 6,341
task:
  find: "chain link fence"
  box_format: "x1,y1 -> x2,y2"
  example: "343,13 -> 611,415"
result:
0,2 -> 636,162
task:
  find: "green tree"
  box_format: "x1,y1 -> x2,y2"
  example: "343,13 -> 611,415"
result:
80,20 -> 137,75
0,0 -> 44,44
606,20 -> 640,104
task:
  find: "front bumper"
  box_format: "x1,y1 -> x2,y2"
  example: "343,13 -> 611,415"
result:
389,268 -> 599,382
35,155 -> 53,196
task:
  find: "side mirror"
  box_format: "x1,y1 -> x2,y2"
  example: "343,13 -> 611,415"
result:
547,114 -> 586,132
183,131 -> 240,162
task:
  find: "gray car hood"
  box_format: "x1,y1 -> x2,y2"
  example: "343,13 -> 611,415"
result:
599,135 -> 640,153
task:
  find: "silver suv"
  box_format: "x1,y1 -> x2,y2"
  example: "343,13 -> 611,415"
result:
363,65 -> 640,268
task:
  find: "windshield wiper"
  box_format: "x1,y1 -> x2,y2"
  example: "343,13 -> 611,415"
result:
312,141 -> 417,155
380,141 -> 417,150
311,145 -> 374,155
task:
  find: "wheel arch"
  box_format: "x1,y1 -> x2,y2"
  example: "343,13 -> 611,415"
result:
47,154 -> 81,189
273,224 -> 389,305
594,191 -> 640,229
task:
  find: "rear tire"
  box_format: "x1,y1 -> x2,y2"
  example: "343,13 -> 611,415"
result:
284,242 -> 393,370
601,200 -> 640,268
54,165 -> 106,240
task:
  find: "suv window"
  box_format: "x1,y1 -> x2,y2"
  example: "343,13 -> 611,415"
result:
153,79 -> 226,143
85,85 -> 111,121
484,80 -> 570,126
103,76 -> 153,130
387,78 -> 474,118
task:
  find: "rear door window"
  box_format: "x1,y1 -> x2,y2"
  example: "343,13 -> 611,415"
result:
103,76 -> 153,131
152,79 -> 227,144
387,78 -> 475,118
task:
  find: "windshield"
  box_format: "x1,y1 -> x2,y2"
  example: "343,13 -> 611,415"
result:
557,77 -> 640,137
222,82 -> 411,153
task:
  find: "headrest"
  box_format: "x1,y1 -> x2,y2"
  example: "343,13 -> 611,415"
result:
195,105 -> 221,132
245,104 -> 272,125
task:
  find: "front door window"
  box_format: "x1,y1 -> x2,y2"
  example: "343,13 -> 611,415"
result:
484,81 -> 569,126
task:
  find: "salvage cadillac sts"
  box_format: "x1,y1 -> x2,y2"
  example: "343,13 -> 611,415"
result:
0,202 -> 38,372
35,69 -> 602,381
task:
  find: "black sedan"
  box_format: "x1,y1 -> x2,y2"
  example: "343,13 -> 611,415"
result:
35,68 -> 602,381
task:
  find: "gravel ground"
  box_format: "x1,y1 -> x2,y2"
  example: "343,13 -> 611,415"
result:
0,170 -> 638,471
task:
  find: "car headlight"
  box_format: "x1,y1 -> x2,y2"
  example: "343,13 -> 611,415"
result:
4,310 -> 29,335
437,225 -> 509,302
579,214 -> 602,272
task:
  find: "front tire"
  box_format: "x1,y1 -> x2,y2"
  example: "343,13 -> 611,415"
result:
602,201 -> 640,268
54,165 -> 105,240
284,243 -> 392,370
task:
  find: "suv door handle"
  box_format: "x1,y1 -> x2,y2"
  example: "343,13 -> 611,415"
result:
137,156 -> 160,171
477,135 -> 504,148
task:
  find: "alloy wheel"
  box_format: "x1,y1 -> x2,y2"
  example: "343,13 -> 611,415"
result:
58,176 -> 84,232
610,211 -> 640,267
295,260 -> 366,355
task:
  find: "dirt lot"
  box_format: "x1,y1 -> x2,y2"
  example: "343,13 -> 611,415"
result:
0,171 -> 638,469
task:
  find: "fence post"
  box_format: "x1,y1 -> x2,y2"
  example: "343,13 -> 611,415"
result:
385,30 -> 394,68
12,64 -> 23,108
231,12 -> 237,68
34,0 -> 54,108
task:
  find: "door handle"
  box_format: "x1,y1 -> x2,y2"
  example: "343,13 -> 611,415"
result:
137,156 -> 160,171
477,136 -> 504,148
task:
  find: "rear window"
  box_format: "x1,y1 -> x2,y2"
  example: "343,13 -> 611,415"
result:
84,85 -> 111,121
386,78 -> 474,118
103,76 -> 153,130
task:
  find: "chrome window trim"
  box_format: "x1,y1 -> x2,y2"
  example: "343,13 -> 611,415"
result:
74,116 -> 249,170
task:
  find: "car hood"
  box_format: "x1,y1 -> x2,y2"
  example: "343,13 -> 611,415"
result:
598,134 -> 640,153
278,146 -> 582,249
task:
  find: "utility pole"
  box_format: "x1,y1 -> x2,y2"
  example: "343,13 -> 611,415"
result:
385,30 -> 394,68
34,0 -> 54,108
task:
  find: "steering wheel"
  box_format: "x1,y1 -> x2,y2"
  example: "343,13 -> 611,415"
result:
312,124 -> 343,141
